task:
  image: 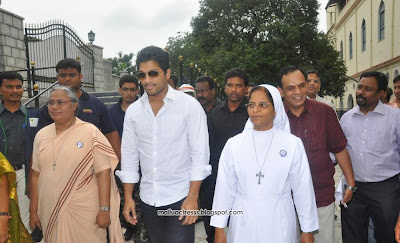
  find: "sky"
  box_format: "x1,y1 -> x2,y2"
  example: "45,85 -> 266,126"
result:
2,0 -> 330,59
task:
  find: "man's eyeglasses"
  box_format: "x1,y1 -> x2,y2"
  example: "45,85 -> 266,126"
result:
137,70 -> 160,81
58,73 -> 78,78
121,87 -> 138,93
47,100 -> 73,106
245,102 -> 271,109
195,89 -> 209,94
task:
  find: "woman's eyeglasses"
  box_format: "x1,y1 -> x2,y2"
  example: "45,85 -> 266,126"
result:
245,102 -> 271,109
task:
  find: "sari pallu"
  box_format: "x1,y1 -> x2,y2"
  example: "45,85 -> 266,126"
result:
0,152 -> 32,243
32,118 -> 124,243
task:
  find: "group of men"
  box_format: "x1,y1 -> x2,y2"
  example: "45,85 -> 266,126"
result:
0,44 -> 399,243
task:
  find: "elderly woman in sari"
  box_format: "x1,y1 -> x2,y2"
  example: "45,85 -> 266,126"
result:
29,85 -> 124,243
211,85 -> 318,243
0,152 -> 31,243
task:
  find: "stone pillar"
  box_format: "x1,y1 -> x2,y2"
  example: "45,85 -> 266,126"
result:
0,8 -> 25,72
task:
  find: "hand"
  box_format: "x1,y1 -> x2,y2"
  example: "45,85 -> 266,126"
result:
123,197 -> 137,225
29,212 -> 42,231
301,232 -> 314,243
96,210 -> 111,229
395,214 -> 400,243
342,188 -> 354,204
0,216 -> 9,243
179,196 -> 198,225
214,228 -> 227,243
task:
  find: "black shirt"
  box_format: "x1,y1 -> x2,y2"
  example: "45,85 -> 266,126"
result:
207,98 -> 249,176
108,98 -> 125,139
205,99 -> 225,116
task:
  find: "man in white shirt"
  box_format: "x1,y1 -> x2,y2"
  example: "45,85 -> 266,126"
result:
117,46 -> 211,243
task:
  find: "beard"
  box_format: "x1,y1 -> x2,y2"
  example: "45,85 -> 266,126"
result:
356,95 -> 367,106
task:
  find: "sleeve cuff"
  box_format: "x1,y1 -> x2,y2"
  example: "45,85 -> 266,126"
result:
299,217 -> 319,233
115,170 -> 140,184
190,164 -> 212,181
210,215 -> 229,228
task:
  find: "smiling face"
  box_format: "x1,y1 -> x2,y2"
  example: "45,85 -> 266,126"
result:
138,60 -> 170,98
0,78 -> 24,103
248,89 -> 275,131
48,90 -> 78,124
279,70 -> 307,115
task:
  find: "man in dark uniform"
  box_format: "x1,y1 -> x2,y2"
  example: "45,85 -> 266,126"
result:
195,76 -> 224,115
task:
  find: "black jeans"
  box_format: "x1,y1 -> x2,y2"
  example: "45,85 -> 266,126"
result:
341,175 -> 400,243
141,197 -> 195,243
200,176 -> 216,243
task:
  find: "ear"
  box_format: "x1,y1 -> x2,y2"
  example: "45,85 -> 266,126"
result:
118,87 -> 122,95
79,73 -> 83,82
377,89 -> 385,99
211,88 -> 216,96
165,69 -> 171,80
277,86 -> 284,98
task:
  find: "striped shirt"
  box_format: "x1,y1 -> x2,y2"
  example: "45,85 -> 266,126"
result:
340,101 -> 400,182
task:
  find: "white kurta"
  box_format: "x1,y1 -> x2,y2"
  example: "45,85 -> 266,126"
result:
210,128 -> 318,243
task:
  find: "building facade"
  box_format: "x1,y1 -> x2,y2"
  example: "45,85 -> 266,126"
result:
325,0 -> 400,110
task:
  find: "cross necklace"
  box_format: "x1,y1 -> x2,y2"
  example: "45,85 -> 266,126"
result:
52,118 -> 76,170
252,131 -> 274,185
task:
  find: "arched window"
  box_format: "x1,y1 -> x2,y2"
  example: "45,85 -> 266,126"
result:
394,70 -> 399,77
349,32 -> 353,59
378,1 -> 385,40
340,41 -> 344,60
361,19 -> 366,51
386,72 -> 389,81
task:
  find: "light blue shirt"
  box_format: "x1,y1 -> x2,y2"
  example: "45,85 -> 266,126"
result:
340,101 -> 400,182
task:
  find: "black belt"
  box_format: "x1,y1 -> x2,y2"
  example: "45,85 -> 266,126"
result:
12,164 -> 23,171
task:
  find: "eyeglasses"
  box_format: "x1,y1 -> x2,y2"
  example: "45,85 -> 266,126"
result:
47,100 -> 73,106
58,73 -> 78,78
137,70 -> 160,81
245,102 -> 271,109
195,89 -> 209,94
121,87 -> 138,92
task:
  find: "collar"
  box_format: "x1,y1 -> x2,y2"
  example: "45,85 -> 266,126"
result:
140,85 -> 176,104
221,97 -> 248,111
284,99 -> 312,116
0,101 -> 27,115
80,90 -> 90,100
353,100 -> 386,116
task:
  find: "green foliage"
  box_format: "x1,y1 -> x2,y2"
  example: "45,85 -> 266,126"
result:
167,0 -> 347,97
106,52 -> 135,76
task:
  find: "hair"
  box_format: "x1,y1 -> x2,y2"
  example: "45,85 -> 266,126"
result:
393,74 -> 400,84
195,76 -> 215,90
50,85 -> 79,115
248,86 -> 275,109
278,66 -> 307,87
56,58 -> 82,73
169,74 -> 178,88
224,68 -> 249,86
306,70 -> 320,79
248,82 -> 256,88
359,71 -> 388,92
119,74 -> 139,88
0,71 -> 24,86
136,46 -> 170,73
386,87 -> 393,101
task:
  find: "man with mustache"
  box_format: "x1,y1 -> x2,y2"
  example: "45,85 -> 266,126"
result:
0,71 -> 40,232
306,70 -> 335,110
203,68 -> 249,243
278,66 -> 355,243
388,75 -> 400,108
340,71 -> 400,243
195,76 -> 223,115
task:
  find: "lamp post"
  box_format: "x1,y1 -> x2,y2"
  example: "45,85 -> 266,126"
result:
88,30 -> 95,44
190,62 -> 194,86
179,55 -> 183,85
164,45 -> 170,52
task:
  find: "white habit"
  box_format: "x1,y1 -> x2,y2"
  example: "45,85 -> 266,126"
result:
210,128 -> 318,243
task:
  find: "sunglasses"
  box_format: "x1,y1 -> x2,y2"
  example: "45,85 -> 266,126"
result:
137,70 -> 160,81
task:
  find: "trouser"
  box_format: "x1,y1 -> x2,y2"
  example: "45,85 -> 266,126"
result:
16,167 -> 30,232
341,175 -> 400,243
199,178 -> 216,243
141,198 -> 195,243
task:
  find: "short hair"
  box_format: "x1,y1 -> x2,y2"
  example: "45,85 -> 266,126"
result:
169,74 -> 178,88
224,68 -> 249,86
248,86 -> 275,109
306,70 -> 320,79
56,58 -> 82,73
393,74 -> 400,84
119,75 -> 139,88
195,76 -> 215,90
0,71 -> 23,86
248,82 -> 256,88
278,66 -> 307,87
50,85 -> 79,103
360,71 -> 388,92
136,46 -> 170,73
386,87 -> 393,101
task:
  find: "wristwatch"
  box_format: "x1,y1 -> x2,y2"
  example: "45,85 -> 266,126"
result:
0,212 -> 9,216
346,185 -> 357,193
99,206 -> 110,211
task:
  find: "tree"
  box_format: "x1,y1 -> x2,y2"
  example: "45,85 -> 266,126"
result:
106,52 -> 135,76
167,0 -> 347,97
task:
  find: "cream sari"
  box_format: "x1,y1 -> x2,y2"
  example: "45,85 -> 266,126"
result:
32,118 -> 124,243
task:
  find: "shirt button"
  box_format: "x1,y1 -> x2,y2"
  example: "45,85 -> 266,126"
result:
362,141 -> 365,144
153,152 -> 157,155
364,130 -> 367,132
360,153 -> 363,156
154,167 -> 157,171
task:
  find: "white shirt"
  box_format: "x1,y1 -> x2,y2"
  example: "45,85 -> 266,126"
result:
117,86 -> 211,207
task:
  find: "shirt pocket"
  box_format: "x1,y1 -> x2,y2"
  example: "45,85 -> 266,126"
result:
367,125 -> 392,153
